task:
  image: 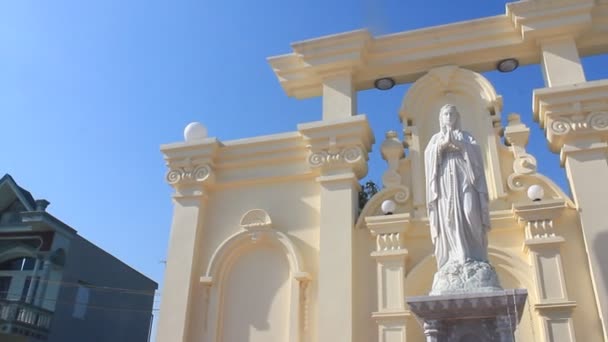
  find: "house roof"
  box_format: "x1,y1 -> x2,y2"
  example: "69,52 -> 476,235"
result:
0,174 -> 77,235
0,174 -> 37,212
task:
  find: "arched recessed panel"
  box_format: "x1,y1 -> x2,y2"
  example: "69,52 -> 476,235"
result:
221,245 -> 290,342
201,220 -> 310,342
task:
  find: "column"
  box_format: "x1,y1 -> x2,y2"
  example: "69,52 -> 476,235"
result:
299,115 -> 374,342
34,259 -> 52,307
540,36 -> 586,87
318,173 -> 357,342
514,200 -> 576,342
562,140 -> 608,339
322,72 -> 356,120
156,140 -> 219,342
534,81 -> 608,340
25,257 -> 41,303
367,213 -> 411,342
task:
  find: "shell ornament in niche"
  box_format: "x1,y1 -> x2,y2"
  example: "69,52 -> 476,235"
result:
240,209 -> 273,230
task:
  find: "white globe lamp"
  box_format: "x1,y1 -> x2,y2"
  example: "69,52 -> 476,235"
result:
381,199 -> 396,215
184,122 -> 207,142
527,185 -> 544,202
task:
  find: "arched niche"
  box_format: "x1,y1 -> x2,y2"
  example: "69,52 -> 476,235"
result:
404,249 -> 539,342
200,209 -> 310,342
400,65 -> 506,199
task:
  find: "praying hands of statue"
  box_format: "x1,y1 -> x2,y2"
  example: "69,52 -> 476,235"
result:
439,128 -> 459,151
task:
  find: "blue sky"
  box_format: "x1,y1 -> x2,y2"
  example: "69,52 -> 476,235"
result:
1,0 -> 607,338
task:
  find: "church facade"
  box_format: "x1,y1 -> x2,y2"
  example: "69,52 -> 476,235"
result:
156,0 -> 608,341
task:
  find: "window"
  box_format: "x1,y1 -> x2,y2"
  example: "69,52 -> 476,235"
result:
0,277 -> 11,299
73,284 -> 90,319
0,257 -> 37,271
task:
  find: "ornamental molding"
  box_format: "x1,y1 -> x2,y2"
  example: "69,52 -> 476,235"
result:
547,111 -> 608,136
523,219 -> 558,241
533,80 -> 608,152
374,232 -> 403,252
504,114 -> 539,193
306,143 -> 369,179
298,116 -> 374,179
512,199 -> 568,249
201,208 -> 310,285
199,209 -> 310,341
366,212 -> 411,255
356,186 -> 411,230
543,111 -> 608,153
307,145 -> 364,168
165,164 -> 212,186
239,209 -> 272,230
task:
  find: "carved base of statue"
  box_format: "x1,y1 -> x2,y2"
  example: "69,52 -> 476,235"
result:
430,260 -> 502,296
406,289 -> 528,342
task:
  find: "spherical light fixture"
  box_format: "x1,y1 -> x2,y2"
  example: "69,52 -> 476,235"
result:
374,77 -> 396,91
381,199 -> 397,215
184,122 -> 207,142
496,58 -> 519,73
527,185 -> 544,202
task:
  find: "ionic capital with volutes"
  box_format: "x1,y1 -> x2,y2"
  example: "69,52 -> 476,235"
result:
298,115 -> 374,182
533,80 -> 608,162
161,137 -> 222,199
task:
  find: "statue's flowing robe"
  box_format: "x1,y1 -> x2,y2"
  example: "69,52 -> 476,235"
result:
425,130 -> 491,269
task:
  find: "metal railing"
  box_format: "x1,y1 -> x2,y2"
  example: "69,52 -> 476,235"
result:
0,299 -> 53,339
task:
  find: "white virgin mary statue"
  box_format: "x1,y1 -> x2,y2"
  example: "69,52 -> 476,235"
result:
425,104 -> 491,273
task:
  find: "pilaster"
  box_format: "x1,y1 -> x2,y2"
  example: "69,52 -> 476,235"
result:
156,138 -> 221,342
298,115 -> 373,342
534,81 -> 608,339
403,124 -> 425,217
366,213 -> 411,342
513,199 -> 577,342
540,36 -> 586,87
292,30 -> 369,118
322,73 -> 357,120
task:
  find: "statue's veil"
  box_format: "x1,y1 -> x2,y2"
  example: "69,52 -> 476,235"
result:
439,104 -> 462,133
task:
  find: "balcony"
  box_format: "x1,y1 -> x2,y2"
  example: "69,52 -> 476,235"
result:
0,299 -> 52,340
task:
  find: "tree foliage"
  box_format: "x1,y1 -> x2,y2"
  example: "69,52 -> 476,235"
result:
358,180 -> 379,211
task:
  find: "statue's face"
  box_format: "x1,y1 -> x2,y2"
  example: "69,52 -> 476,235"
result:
440,106 -> 459,128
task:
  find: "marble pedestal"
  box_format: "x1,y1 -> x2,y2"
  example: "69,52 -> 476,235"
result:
406,289 -> 528,342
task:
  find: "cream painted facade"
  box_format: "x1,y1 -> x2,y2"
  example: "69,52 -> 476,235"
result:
156,0 -> 608,341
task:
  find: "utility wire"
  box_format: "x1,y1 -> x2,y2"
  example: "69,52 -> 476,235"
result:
0,276 -> 161,296
0,292 -> 160,313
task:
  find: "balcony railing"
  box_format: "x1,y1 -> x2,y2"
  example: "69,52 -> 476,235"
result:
0,299 -> 53,340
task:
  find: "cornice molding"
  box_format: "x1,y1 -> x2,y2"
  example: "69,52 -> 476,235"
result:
534,300 -> 577,313
269,0 -> 608,99
507,0 -> 594,41
162,132 -> 316,189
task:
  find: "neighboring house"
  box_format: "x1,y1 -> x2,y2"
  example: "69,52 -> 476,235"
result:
0,174 -> 157,342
